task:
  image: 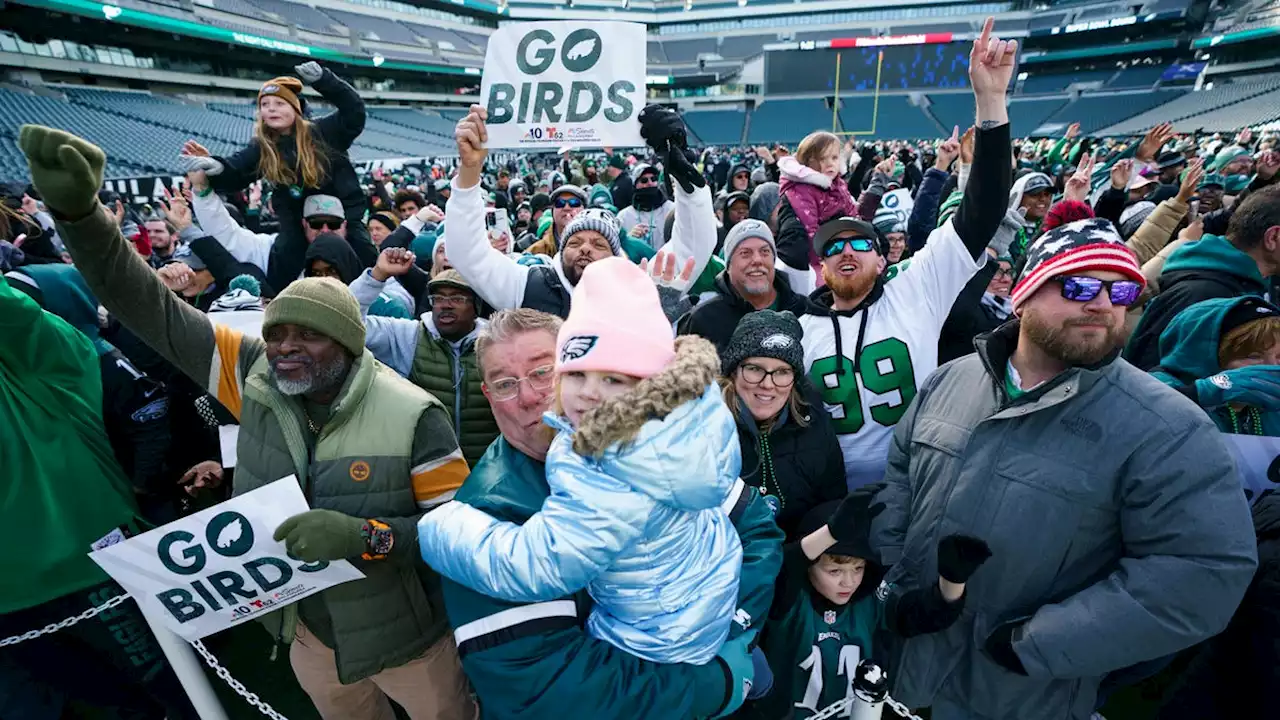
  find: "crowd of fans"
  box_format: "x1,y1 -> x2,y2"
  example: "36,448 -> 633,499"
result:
3,17 -> 1279,720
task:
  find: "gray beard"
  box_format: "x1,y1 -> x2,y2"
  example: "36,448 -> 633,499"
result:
272,354 -> 350,396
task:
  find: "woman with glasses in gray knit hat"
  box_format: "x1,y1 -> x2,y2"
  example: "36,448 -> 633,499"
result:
719,310 -> 847,538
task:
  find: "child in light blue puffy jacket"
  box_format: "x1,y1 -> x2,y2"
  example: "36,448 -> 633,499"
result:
418,256 -> 743,664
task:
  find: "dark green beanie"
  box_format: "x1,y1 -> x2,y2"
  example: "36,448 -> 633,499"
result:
721,310 -> 805,377
263,277 -> 366,357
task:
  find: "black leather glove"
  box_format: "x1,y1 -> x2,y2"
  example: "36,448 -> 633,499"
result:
827,483 -> 886,544
984,618 -> 1030,675
638,104 -> 688,154
665,145 -> 705,194
937,534 -> 992,584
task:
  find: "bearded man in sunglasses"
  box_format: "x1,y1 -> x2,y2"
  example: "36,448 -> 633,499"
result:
801,18 -> 1017,492
870,216 -> 1257,720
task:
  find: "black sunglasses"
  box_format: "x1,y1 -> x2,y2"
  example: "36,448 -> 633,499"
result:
307,218 -> 343,231
554,197 -> 583,209
1053,276 -> 1142,306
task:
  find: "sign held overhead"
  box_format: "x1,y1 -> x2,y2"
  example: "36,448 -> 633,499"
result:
482,21 -> 646,149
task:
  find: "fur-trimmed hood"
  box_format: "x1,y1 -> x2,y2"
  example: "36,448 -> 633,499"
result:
573,334 -> 721,456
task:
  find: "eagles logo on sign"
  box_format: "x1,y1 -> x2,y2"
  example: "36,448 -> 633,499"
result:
560,335 -> 598,362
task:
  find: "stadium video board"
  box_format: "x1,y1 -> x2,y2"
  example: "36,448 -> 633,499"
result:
765,42 -> 971,94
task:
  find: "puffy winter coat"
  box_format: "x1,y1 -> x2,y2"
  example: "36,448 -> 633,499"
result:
874,320 -> 1257,719
418,336 -> 744,664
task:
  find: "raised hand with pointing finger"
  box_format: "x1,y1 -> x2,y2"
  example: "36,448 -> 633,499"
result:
935,126 -> 961,171
969,17 -> 1017,126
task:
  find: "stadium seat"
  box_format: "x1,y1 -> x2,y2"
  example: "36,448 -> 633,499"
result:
682,109 -> 746,146
1048,90 -> 1188,135
841,96 -> 941,140
1097,75 -> 1280,134
748,100 -> 832,144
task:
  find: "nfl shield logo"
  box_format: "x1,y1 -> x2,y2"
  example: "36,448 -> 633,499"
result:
823,610 -> 836,625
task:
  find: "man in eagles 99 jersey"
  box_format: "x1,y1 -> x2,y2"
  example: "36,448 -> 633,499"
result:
800,18 -> 1015,489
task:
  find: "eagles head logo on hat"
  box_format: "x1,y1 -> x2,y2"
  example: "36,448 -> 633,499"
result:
560,335 -> 598,363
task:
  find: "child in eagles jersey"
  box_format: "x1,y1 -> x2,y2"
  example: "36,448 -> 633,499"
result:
749,488 -> 991,719
418,257 -> 743,665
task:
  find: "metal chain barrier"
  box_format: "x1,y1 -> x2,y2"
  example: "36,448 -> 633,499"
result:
0,592 -> 288,720
0,593 -> 130,647
809,694 -> 926,720
191,639 -> 290,720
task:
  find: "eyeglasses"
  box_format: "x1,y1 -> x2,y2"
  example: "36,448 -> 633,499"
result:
485,364 -> 555,401
307,218 -> 343,231
553,197 -> 584,209
739,363 -> 795,388
994,265 -> 1014,279
1053,276 -> 1142,306
822,237 -> 876,258
635,176 -> 658,188
429,294 -> 472,308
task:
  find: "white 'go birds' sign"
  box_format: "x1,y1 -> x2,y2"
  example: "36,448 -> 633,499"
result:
90,478 -> 364,640
481,21 -> 646,149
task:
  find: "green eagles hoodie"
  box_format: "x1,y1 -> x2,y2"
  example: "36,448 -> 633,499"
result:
1152,296 -> 1280,436
0,274 -> 141,613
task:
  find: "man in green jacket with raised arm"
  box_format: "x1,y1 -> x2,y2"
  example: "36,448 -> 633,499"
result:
20,125 -> 477,720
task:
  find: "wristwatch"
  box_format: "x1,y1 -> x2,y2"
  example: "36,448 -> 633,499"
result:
361,519 -> 394,560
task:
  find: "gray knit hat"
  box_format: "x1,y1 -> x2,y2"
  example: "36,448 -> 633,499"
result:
722,218 -> 776,259
1119,201 -> 1156,240
721,310 -> 805,378
560,208 -> 622,256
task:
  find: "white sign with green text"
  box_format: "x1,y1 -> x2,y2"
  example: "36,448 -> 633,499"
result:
481,21 -> 645,149
90,478 -> 365,640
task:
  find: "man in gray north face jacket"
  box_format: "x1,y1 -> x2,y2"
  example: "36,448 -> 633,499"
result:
871,218 -> 1257,720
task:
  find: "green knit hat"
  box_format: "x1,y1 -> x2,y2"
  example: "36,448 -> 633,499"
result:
263,277 -> 366,357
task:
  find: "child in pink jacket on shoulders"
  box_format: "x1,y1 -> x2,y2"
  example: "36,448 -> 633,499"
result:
778,131 -> 857,284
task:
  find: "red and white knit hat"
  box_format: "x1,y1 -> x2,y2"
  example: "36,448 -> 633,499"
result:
1011,218 -> 1146,309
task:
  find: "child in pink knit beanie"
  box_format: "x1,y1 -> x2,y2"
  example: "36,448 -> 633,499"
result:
418,256 -> 746,666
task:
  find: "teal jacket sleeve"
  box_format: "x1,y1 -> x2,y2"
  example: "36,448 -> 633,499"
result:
727,481 -> 784,638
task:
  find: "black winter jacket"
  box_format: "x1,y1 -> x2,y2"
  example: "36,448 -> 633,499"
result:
1157,491 -> 1280,720
938,262 -> 1004,364
733,382 -> 848,539
677,271 -> 808,358
907,167 -> 950,253
773,196 -> 815,272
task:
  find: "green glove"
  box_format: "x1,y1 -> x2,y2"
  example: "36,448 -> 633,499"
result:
709,629 -> 758,719
273,509 -> 367,562
18,125 -> 106,221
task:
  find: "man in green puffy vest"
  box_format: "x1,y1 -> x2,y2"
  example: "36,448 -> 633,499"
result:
349,247 -> 499,467
21,125 -> 478,720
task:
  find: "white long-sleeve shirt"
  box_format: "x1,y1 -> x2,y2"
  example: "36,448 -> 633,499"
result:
444,178 -> 717,311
